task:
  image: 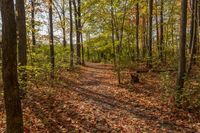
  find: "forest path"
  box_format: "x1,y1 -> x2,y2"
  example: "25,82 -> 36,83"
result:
55,63 -> 197,133
0,63 -> 199,132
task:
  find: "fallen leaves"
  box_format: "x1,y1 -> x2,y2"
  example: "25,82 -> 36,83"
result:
0,63 -> 199,132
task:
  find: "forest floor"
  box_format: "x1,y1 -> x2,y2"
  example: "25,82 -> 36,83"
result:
0,63 -> 200,133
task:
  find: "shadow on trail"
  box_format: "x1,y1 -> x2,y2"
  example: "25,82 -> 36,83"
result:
119,82 -> 160,97
25,89 -> 115,132
58,64 -> 197,132
59,78 -> 197,132
23,63 -> 198,132
57,71 -> 113,88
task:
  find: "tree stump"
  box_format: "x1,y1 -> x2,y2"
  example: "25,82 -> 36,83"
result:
131,72 -> 139,84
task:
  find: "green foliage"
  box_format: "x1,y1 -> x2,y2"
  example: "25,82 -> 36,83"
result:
161,72 -> 200,114
160,72 -> 175,102
25,45 -> 70,83
181,79 -> 200,113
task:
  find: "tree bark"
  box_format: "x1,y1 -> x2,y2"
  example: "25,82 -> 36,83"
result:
160,0 -> 164,62
188,0 -> 197,74
2,0 -> 24,132
73,0 -> 81,65
49,0 -> 55,78
31,0 -> 36,46
81,33 -> 85,65
16,0 -> 27,85
69,0 -> 74,68
77,0 -> 82,65
155,0 -> 160,55
136,2 -> 140,60
142,15 -> 147,58
189,0 -> 194,51
62,0 -> 66,47
147,0 -> 153,68
111,0 -> 116,68
176,0 -> 188,102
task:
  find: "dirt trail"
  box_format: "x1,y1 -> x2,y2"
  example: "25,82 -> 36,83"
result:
0,63 -> 199,133
60,63 -> 198,133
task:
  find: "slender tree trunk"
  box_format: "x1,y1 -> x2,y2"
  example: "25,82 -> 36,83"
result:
77,0 -> 81,65
160,0 -> 164,62
62,27 -> 66,46
142,15 -> 147,58
136,2 -> 140,60
155,0 -> 160,56
171,24 -> 175,55
69,0 -> 74,68
176,0 -> 188,102
111,0 -> 116,68
81,33 -> 85,65
73,0 -> 81,65
147,0 -> 153,68
62,0 -> 66,47
16,0 -> 27,86
189,0 -> 195,51
49,0 -> 55,78
31,0 -> 36,46
87,46 -> 90,61
188,0 -> 197,74
52,0 -> 66,47
0,0 -> 1,62
2,0 -> 24,132
116,0 -> 128,84
145,3 -> 149,62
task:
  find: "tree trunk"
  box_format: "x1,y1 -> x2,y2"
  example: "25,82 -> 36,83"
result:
62,0 -> 66,47
189,0 -> 195,51
16,0 -> 27,86
87,46 -> 90,61
188,0 -> 197,74
81,33 -> 85,65
142,15 -> 147,58
111,0 -> 116,68
176,0 -> 187,102
2,0 -> 24,132
155,0 -> 160,56
136,2 -> 140,60
69,0 -> 74,68
116,0 -> 128,84
160,0 -> 164,62
73,0 -> 81,65
77,0 -> 81,65
147,0 -> 153,68
62,27 -> 66,47
49,0 -> 55,78
31,0 -> 36,46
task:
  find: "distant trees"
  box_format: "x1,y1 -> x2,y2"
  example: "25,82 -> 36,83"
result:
2,0 -> 24,132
